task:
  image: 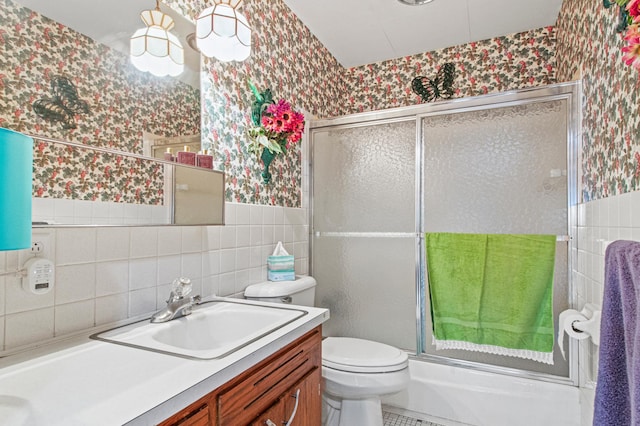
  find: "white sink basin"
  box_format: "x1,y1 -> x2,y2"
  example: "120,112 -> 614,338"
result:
91,299 -> 307,359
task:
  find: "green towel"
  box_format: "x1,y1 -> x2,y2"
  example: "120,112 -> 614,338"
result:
426,233 -> 556,356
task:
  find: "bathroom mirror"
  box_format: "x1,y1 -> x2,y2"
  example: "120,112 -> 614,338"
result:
32,137 -> 225,226
1,0 -> 226,226
15,0 -> 201,90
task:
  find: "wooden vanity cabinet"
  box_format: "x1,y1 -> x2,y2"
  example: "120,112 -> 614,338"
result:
250,368 -> 321,426
159,326 -> 322,426
159,398 -> 213,426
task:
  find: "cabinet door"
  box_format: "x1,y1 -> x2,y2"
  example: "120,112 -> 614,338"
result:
158,402 -> 211,426
284,368 -> 322,426
250,398 -> 286,426
251,367 -> 322,426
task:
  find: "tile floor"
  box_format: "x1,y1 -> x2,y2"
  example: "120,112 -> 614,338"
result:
383,411 -> 444,426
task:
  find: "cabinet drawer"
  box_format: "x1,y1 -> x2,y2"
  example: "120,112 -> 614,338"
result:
218,328 -> 321,425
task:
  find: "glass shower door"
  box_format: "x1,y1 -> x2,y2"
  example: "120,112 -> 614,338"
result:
311,120 -> 417,351
310,84 -> 579,383
421,99 -> 571,378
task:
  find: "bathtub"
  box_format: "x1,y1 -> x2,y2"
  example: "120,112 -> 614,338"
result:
382,359 -> 580,426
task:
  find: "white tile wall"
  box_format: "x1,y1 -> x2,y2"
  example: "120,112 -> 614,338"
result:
130,227 -> 158,258
32,197 -> 170,226
96,261 -> 129,296
576,190 -> 640,426
95,293 -> 128,325
96,228 -> 131,261
0,203 -> 309,353
55,300 -> 95,335
5,308 -> 55,348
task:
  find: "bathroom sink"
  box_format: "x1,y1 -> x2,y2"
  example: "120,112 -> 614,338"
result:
91,299 -> 307,360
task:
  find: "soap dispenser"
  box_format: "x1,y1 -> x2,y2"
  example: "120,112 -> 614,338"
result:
163,147 -> 174,162
176,145 -> 196,166
196,149 -> 213,169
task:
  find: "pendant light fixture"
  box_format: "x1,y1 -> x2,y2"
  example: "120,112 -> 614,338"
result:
130,0 -> 185,77
195,0 -> 252,62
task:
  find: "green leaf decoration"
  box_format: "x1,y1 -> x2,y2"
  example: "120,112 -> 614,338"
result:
247,78 -> 262,102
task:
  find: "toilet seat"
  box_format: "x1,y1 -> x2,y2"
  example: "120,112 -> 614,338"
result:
322,337 -> 409,373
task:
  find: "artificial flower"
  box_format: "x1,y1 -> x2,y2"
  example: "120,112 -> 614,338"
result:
622,19 -> 640,70
247,80 -> 305,155
627,0 -> 640,17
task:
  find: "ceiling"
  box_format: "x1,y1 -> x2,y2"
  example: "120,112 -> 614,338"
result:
16,0 -> 564,78
282,0 -> 564,67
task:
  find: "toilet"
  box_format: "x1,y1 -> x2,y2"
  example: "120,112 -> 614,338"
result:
244,276 -> 410,426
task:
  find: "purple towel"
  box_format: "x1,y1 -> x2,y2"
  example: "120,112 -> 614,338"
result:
594,240 -> 640,425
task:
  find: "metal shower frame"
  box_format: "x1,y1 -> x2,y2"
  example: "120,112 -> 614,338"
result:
308,81 -> 582,386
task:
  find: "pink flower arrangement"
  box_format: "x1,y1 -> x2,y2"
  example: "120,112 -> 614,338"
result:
606,0 -> 640,71
260,99 -> 305,148
246,80 -> 305,183
247,80 -> 305,157
628,0 -> 640,17
622,17 -> 640,70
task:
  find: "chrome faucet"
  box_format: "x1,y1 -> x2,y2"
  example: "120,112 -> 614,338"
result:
151,277 -> 201,323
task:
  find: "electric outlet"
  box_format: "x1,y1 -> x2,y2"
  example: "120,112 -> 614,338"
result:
31,241 -> 44,253
19,230 -> 56,267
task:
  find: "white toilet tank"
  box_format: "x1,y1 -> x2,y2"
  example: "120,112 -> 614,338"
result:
244,275 -> 316,306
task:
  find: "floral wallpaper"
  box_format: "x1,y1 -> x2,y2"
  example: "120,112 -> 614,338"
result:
342,27 -> 556,115
33,139 -> 164,204
0,0 -> 200,204
167,0 -> 347,207
2,0 -> 570,209
168,0 -> 561,207
556,0 -> 640,201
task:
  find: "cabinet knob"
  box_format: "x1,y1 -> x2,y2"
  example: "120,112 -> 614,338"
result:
265,420 -> 277,426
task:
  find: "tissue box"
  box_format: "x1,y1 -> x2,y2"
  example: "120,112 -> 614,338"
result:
267,255 -> 295,281
267,270 -> 295,282
267,255 -> 294,270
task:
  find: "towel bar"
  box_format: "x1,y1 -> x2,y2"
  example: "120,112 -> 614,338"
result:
314,232 -> 572,241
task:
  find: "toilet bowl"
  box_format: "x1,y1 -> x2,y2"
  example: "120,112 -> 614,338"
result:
321,337 -> 409,426
244,277 -> 410,426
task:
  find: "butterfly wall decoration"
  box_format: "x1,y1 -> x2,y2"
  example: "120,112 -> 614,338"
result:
411,63 -> 456,103
32,76 -> 91,130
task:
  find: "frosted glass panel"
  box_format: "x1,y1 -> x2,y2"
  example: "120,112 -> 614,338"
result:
310,90 -> 575,379
423,100 -> 567,235
421,99 -> 569,377
312,120 -> 417,351
313,237 -> 417,351
313,121 -> 415,232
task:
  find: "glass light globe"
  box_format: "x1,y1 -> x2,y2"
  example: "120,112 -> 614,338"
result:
130,9 -> 184,77
195,1 -> 251,62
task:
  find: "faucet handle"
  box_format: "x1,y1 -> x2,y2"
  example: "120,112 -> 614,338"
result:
171,277 -> 192,299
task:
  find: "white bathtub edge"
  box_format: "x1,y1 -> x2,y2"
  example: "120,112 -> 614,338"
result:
382,360 -> 580,426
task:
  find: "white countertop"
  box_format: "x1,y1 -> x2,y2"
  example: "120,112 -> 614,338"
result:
0,299 -> 329,425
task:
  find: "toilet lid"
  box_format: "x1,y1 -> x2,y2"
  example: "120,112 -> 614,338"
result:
322,337 -> 408,373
